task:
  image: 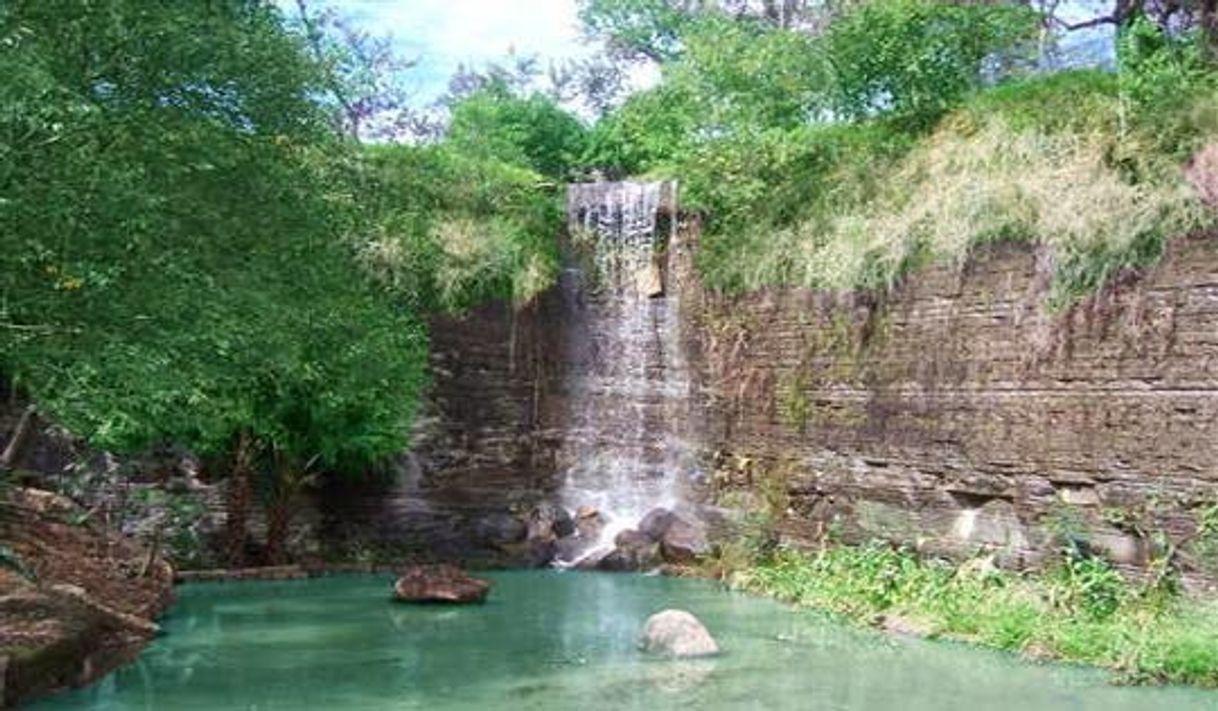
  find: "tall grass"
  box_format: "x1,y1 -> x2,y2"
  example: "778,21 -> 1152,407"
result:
727,543 -> 1218,687
694,71 -> 1218,301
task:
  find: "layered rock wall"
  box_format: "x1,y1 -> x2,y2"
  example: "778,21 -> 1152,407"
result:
318,300 -> 560,565
314,226 -> 1218,579
689,235 -> 1218,581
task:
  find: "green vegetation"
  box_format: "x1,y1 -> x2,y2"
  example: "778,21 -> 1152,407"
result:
3,0 -> 1217,568
724,541 -> 1218,687
0,0 -> 565,564
577,1 -> 1218,301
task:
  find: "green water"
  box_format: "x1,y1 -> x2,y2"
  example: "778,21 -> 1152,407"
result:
33,572 -> 1218,710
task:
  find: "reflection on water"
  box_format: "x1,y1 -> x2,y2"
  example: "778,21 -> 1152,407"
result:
34,572 -> 1218,711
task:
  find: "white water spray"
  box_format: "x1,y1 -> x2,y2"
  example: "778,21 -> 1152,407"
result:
553,181 -> 695,566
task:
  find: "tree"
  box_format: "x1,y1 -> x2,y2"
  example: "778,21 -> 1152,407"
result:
446,83 -> 590,179
0,0 -> 430,564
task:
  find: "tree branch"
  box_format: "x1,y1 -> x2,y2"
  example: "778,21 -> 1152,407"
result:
1,405 -> 37,472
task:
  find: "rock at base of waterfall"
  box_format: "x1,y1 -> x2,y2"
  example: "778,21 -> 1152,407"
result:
599,529 -> 661,572
527,503 -> 574,541
639,507 -> 676,540
640,610 -> 720,658
392,565 -> 491,604
636,261 -> 664,298
554,535 -> 604,569
574,505 -> 606,540
660,517 -> 710,564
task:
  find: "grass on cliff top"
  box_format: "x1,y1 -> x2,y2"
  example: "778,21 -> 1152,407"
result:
721,541 -> 1218,687
693,70 -> 1218,304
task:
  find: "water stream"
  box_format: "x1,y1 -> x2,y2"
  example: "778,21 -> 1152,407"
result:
34,573 -> 1217,711
554,181 -> 699,563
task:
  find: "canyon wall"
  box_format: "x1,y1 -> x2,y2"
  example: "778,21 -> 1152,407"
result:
313,225 -> 1218,579
319,300 -> 561,565
689,233 -> 1218,582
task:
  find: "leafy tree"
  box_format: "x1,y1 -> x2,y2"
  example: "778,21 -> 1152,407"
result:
446,83 -> 590,180
578,0 -> 695,62
824,0 -> 1038,126
0,0 -> 430,563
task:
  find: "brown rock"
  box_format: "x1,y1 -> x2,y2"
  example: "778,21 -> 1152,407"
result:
638,508 -> 676,540
0,488 -> 173,707
392,565 -> 491,604
659,517 -> 710,564
598,529 -> 661,572
574,506 -> 606,540
636,261 -> 664,298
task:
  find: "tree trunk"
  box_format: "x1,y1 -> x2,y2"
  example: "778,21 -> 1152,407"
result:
262,450 -> 300,567
224,431 -> 255,567
264,498 -> 292,567
0,405 -> 37,472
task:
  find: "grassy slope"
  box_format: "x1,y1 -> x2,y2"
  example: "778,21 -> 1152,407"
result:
721,543 -> 1218,687
692,70 -> 1218,303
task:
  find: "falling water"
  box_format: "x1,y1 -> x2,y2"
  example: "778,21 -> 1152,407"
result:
553,181 -> 696,565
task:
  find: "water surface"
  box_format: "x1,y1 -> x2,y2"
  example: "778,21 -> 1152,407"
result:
35,572 -> 1218,710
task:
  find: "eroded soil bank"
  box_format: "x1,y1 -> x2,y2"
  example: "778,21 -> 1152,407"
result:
0,488 -> 173,708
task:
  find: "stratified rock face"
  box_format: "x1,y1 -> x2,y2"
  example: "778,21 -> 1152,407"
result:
392,565 -> 491,604
689,234 -> 1218,582
0,488 -> 174,708
312,218 -> 1218,583
640,610 -> 720,658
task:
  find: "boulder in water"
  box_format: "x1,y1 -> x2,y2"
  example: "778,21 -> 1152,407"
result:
659,517 -> 710,564
640,609 -> 719,658
392,565 -> 491,604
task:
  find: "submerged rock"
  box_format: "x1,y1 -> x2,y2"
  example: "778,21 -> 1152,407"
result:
640,609 -> 719,658
392,565 -> 491,604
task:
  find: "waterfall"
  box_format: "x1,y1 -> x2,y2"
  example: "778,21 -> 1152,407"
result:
553,180 -> 696,566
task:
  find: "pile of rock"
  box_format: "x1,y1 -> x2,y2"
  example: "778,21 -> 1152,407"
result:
579,506 -> 711,572
472,502 -> 719,572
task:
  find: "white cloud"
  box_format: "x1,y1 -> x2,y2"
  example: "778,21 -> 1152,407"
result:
329,0 -> 593,102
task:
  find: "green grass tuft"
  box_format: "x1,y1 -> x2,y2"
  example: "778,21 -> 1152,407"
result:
725,543 -> 1218,687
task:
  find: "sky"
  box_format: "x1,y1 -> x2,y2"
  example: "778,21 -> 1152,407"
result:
323,0 -> 592,104
294,0 -> 1114,108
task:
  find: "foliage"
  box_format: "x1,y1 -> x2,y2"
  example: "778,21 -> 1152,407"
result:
824,0 -> 1038,128
0,1 -> 431,476
446,84 -> 590,180
731,542 -> 1218,687
355,144 -> 562,311
577,0 -> 692,62
691,69 -> 1216,300
577,0 -> 1217,303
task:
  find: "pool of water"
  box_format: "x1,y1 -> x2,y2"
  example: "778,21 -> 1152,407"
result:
34,571 -> 1218,710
